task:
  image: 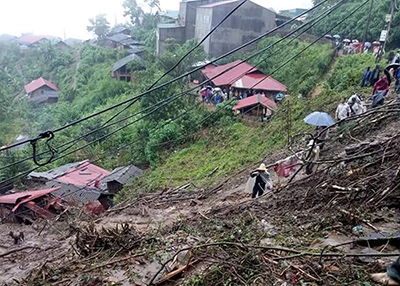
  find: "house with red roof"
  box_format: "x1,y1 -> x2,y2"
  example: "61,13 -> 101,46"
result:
202,60 -> 287,96
29,160 -> 114,210
233,94 -> 277,122
18,34 -> 67,48
24,77 -> 59,105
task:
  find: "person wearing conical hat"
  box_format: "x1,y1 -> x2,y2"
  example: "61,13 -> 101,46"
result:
250,163 -> 271,199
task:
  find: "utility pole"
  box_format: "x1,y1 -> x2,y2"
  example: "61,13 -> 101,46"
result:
378,0 -> 395,62
363,0 -> 374,43
383,0 -> 395,51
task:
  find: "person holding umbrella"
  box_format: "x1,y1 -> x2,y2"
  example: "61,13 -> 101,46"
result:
304,111 -> 335,149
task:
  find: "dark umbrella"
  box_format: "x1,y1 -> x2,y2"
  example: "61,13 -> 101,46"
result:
385,63 -> 400,72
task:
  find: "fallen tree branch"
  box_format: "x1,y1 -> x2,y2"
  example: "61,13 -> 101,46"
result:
0,246 -> 41,258
338,208 -> 379,232
82,251 -> 148,273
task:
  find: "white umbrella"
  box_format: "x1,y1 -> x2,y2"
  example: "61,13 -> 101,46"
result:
333,34 -> 341,39
343,39 -> 351,43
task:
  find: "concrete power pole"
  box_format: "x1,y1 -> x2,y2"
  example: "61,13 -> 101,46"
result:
378,0 -> 396,62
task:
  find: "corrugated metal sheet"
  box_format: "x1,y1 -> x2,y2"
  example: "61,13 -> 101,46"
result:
55,161 -> 110,188
24,77 -> 59,94
29,161 -> 86,181
46,181 -> 101,204
232,74 -> 287,92
202,60 -> 258,87
0,188 -> 61,205
112,54 -> 146,72
233,95 -> 277,111
102,165 -> 143,185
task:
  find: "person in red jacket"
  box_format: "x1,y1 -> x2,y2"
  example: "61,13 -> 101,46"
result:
373,76 -> 389,96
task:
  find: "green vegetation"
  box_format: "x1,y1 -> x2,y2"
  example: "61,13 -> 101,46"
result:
311,0 -> 400,49
0,0 -> 381,198
118,48 -> 377,200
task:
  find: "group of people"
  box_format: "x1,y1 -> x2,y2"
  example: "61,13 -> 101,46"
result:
361,65 -> 382,88
200,86 -> 274,105
335,93 -> 366,121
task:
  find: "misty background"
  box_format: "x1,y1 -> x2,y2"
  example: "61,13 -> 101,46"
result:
0,0 -> 312,39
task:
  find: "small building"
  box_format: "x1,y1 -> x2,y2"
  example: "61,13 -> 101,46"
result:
108,25 -> 131,36
29,160 -> 113,210
160,10 -> 180,21
111,54 -> 146,82
106,33 -> 143,50
102,165 -> 143,194
24,77 -> 59,105
0,34 -> 18,43
0,187 -> 64,224
233,94 -> 277,121
202,60 -> 287,97
17,34 -> 65,48
65,38 -> 83,46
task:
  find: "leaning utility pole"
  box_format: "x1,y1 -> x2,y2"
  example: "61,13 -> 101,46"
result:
378,0 -> 396,62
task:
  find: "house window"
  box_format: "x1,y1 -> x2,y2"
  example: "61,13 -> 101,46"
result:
41,90 -> 44,94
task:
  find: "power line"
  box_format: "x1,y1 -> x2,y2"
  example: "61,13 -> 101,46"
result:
223,0 -> 346,89
0,2 -> 333,169
145,0 -> 371,153
0,0 -> 354,187
0,0 -> 331,153
102,0 -> 249,126
0,0 -> 345,176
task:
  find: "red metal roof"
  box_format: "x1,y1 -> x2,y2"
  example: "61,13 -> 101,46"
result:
0,187 -> 61,212
18,34 -> 59,45
56,161 -> 110,188
24,77 -> 59,94
232,73 -> 287,92
202,60 -> 258,86
200,0 -> 240,8
233,94 -> 277,111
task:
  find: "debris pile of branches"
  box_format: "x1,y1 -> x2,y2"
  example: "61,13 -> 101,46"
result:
75,223 -> 143,256
149,242 -> 394,285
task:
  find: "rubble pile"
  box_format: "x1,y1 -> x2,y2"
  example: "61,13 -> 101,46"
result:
75,223 -> 143,256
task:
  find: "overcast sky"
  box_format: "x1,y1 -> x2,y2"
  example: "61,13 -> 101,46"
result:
0,0 -> 313,40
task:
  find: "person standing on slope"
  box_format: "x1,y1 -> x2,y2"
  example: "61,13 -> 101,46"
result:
335,97 -> 350,121
250,164 -> 272,199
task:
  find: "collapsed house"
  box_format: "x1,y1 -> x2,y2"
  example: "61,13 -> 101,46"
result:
102,165 -> 143,194
0,187 -> 65,224
29,160 -> 112,210
28,161 -> 143,211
